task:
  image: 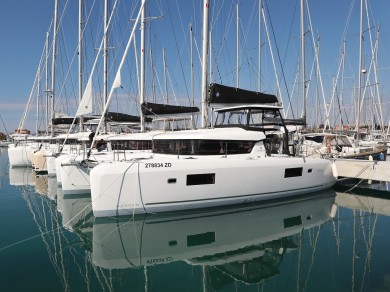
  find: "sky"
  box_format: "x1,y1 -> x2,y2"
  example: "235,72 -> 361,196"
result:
1,0 -> 390,134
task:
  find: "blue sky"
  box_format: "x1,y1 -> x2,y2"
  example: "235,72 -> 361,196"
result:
1,0 -> 390,133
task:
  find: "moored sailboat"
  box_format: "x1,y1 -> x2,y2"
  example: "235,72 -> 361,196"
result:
90,83 -> 337,217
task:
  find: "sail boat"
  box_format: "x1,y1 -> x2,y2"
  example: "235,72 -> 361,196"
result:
58,0 -> 199,195
89,0 -> 336,218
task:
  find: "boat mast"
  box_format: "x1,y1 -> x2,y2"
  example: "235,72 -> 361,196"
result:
51,0 -> 59,137
36,66 -> 40,136
258,0 -> 262,92
341,40 -> 346,130
45,31 -> 49,135
79,0 -> 84,131
101,0 -> 109,133
104,0 -> 108,105
300,0 -> 306,123
356,0 -> 363,145
190,23 -> 194,106
236,3 -> 239,88
89,0 -> 146,152
163,48 -> 168,104
201,0 -> 209,128
140,0 -> 146,132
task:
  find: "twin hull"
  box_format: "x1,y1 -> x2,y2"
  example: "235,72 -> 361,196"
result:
8,145 -> 35,167
90,156 -> 336,217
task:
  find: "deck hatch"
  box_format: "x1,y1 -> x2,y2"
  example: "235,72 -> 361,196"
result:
284,167 -> 303,178
186,173 -> 215,185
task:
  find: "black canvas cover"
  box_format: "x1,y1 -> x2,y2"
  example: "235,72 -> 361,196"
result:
52,117 -> 80,125
208,83 -> 278,104
105,112 -> 140,123
141,102 -> 199,116
53,112 -> 154,125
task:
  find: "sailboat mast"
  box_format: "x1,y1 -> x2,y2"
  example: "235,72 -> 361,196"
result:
258,0 -> 262,92
51,0 -> 58,136
79,0 -> 84,130
140,0 -> 146,132
190,23 -> 194,106
301,0 -> 306,122
201,0 -> 209,128
45,31 -> 49,135
36,66 -> 40,136
236,4 -> 239,88
163,48 -> 168,104
104,0 -> 109,105
341,40 -> 346,129
356,0 -> 363,145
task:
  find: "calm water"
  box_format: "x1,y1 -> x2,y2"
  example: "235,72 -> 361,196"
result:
1,148 -> 390,292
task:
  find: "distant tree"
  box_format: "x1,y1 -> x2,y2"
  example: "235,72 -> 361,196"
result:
0,132 -> 6,140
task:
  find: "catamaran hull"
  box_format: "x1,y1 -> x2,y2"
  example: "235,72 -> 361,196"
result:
60,151 -> 153,195
8,145 -> 35,167
61,158 -> 92,195
90,157 -> 336,217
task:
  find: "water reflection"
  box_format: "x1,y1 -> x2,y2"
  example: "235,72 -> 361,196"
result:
91,190 -> 336,278
62,193 -> 93,232
9,166 -> 34,186
6,149 -> 390,292
34,173 -> 48,195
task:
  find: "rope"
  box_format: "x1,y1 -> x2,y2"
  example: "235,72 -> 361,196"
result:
341,162 -> 374,193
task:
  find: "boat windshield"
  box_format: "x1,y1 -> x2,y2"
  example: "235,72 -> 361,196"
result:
214,108 -> 284,130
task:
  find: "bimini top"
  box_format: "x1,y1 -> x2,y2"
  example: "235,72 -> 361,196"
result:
209,83 -> 279,105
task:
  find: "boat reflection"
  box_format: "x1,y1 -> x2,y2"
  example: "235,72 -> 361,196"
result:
34,173 -> 48,195
9,166 -> 34,186
91,189 -> 337,279
62,193 -> 93,233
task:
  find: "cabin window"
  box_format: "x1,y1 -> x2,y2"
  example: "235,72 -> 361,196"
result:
284,167 -> 303,178
187,173 -> 215,185
308,168 -> 312,173
111,140 -> 152,151
167,178 -> 177,184
187,232 -> 215,247
284,215 -> 302,228
153,139 -> 256,155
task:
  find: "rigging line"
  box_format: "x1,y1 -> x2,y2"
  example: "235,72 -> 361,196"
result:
281,0 -> 298,67
209,0 -> 225,32
166,1 -> 190,101
175,0 -> 190,60
335,86 -> 345,127
264,0 -> 295,119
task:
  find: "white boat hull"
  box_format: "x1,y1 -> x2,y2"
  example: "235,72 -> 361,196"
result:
8,145 -> 35,167
60,151 -> 153,195
90,156 -> 336,217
